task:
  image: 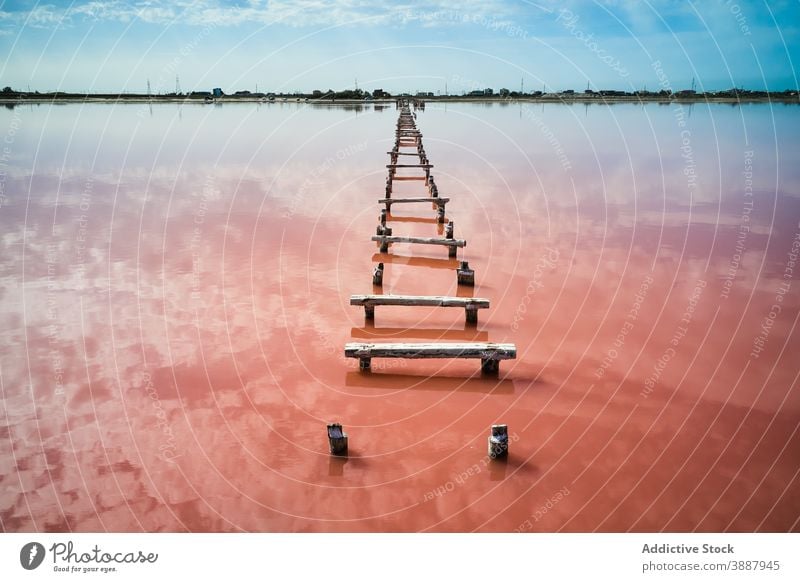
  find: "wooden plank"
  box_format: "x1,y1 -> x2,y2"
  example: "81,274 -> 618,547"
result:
370,235 -> 465,248
350,294 -> 488,308
350,327 -> 490,341
378,197 -> 449,205
344,342 -> 516,359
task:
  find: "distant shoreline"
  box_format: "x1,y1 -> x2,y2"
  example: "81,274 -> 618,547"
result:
1,95 -> 798,105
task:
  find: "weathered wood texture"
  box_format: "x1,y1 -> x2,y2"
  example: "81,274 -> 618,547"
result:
488,424 -> 509,458
351,294 -> 487,323
386,164 -> 433,168
371,235 -> 464,247
457,260 -> 475,286
344,342 -> 516,374
350,294 -> 488,308
378,197 -> 449,205
345,342 -> 515,358
327,423 -> 348,455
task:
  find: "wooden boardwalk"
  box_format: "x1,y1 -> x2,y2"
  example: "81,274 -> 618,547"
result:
343,99 -> 517,375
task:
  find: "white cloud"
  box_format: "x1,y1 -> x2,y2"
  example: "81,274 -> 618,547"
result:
0,0 -> 522,29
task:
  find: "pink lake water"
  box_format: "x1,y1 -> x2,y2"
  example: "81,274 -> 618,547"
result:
1,100 -> 799,532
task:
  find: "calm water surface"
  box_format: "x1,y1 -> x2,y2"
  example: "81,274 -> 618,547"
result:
1,100 -> 799,532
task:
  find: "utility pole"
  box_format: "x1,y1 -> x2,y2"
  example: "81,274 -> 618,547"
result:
175,75 -> 181,95
521,77 -> 524,94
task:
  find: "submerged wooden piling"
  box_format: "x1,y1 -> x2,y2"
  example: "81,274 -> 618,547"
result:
457,261 -> 475,286
328,423 -> 348,455
372,262 -> 384,286
488,424 -> 508,458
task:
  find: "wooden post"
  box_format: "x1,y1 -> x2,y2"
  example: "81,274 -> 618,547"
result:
457,261 -> 475,286
372,262 -> 384,286
437,205 -> 446,224
379,239 -> 389,253
445,221 -> 454,239
380,209 -> 387,226
359,357 -> 371,371
376,225 -> 392,236
482,358 -> 500,375
365,305 -> 375,319
328,423 -> 348,455
465,305 -> 478,324
487,424 -> 508,457
448,245 -> 458,258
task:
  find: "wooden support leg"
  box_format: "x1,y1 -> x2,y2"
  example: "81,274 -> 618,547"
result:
327,423 -> 348,455
380,209 -> 387,226
445,221 -> 454,239
437,205 -> 446,224
487,424 -> 508,457
365,305 -> 375,320
482,359 -> 500,376
359,357 -> 371,371
372,263 -> 384,286
465,306 -> 478,324
448,245 -> 457,258
457,261 -> 475,286
379,240 -> 389,253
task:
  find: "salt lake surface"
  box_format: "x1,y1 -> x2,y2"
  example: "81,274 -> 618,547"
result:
1,100 -> 798,532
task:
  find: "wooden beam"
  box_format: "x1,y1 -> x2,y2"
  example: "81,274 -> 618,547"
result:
387,164 -> 433,168
378,197 -> 448,205
351,294 -> 486,323
344,342 -> 517,374
371,235 -> 464,247
350,294 -> 488,308
345,342 -> 514,358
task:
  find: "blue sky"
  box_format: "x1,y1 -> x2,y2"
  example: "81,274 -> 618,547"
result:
1,0 -> 798,94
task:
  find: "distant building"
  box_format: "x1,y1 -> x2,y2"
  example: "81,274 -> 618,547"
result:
212,87 -> 223,97
415,91 -> 433,97
499,88 -> 510,97
483,88 -> 494,96
373,89 -> 391,98
234,90 -> 251,96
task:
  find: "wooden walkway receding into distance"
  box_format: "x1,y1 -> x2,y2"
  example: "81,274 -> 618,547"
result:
342,99 -> 517,375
